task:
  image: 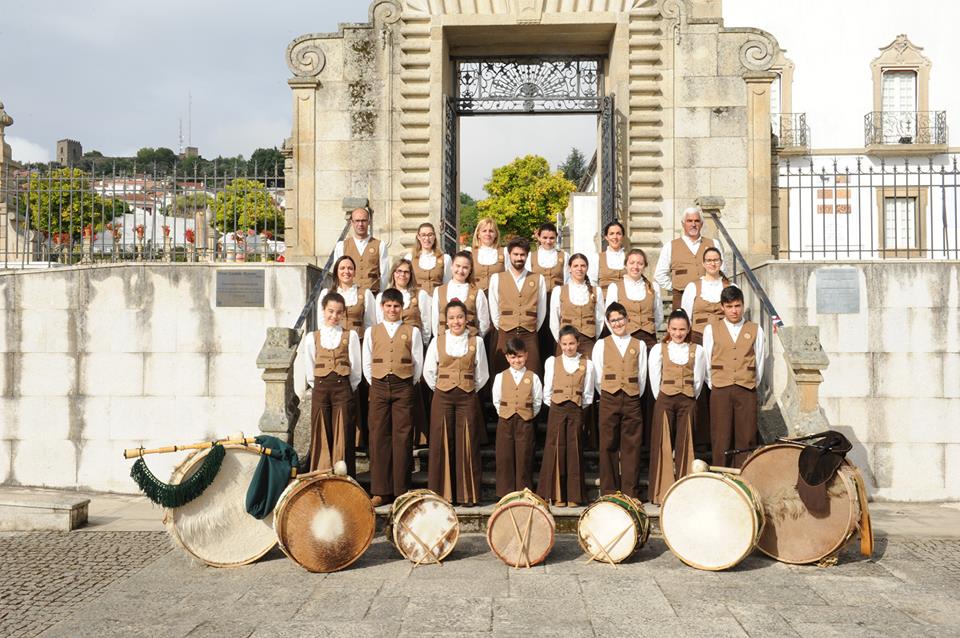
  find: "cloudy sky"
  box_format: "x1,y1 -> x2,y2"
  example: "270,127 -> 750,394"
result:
2,1 -> 957,198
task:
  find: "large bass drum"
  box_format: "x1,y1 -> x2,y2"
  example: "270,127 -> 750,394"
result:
578,493 -> 650,564
273,473 -> 375,573
739,442 -> 862,565
164,444 -> 277,568
486,489 -> 555,568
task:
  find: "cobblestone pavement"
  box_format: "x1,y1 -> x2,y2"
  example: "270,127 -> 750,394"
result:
0,530 -> 952,638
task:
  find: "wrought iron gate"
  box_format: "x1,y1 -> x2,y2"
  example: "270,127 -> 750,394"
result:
600,94 -> 617,234
441,96 -> 459,255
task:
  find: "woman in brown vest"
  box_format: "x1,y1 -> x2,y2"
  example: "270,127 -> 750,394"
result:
680,247 -> 731,346
470,217 -> 507,291
423,300 -> 489,506
319,255 -> 377,338
431,251 -> 490,339
538,326 -> 596,507
549,253 -> 603,357
304,292 -> 362,475
647,309 -> 706,505
595,220 -> 627,288
405,222 -> 451,295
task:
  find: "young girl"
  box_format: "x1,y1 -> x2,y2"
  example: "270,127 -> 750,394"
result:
304,293 -> 362,475
470,217 -> 507,291
595,220 -> 627,288
604,248 -> 663,348
538,325 -> 595,508
647,309 -> 706,505
376,259 -> 432,343
319,255 -> 377,337
406,222 -> 451,295
549,253 -> 603,357
424,300 -> 489,506
431,250 -> 490,339
527,221 -> 567,293
680,246 -> 731,346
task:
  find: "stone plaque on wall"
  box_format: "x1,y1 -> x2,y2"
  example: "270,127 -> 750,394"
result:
216,270 -> 265,307
816,268 -> 859,314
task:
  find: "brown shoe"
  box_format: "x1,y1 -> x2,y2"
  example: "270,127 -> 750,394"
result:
567,501 -> 580,508
554,501 -> 567,507
370,495 -> 385,507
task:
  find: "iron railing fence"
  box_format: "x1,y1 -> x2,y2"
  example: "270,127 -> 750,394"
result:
0,162 -> 286,269
772,113 -> 810,149
864,110 -> 947,146
777,156 -> 960,260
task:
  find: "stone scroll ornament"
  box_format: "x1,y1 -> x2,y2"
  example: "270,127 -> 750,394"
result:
286,35 -> 327,78
370,0 -> 401,24
739,37 -> 777,72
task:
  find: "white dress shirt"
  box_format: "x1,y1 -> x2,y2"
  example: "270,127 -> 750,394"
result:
654,235 -> 723,291
702,319 -> 765,390
473,245 -> 509,265
303,324 -> 363,391
431,281 -> 491,337
404,251 -> 453,287
488,269 -> 548,331
375,288 -> 433,342
549,281 -> 605,342
588,249 -> 625,283
543,354 -> 595,407
318,285 -> 378,332
648,341 -> 706,399
590,333 -> 648,393
525,248 -> 570,284
421,330 -> 489,392
333,235 -> 391,291
680,276 -> 735,321
492,367 -> 543,419
361,320 -> 424,385
604,276 -> 664,331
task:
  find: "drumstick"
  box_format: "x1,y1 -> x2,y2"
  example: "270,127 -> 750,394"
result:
521,505 -> 535,570
583,526 -> 619,569
411,523 -> 457,570
709,466 -> 742,475
400,520 -> 436,566
584,524 -> 632,567
122,437 -> 259,459
506,508 -> 530,569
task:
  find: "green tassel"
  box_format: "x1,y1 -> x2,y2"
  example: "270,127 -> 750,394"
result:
130,443 -> 226,508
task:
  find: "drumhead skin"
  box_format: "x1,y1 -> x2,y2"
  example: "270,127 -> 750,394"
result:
660,473 -> 761,571
274,475 -> 375,573
740,443 -> 859,564
578,495 -> 649,563
487,491 -> 555,567
391,490 -> 459,563
165,445 -> 277,568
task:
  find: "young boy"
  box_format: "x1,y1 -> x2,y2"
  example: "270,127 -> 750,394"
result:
491,337 -> 543,497
591,302 -> 646,499
702,286 -> 764,468
362,288 -> 424,506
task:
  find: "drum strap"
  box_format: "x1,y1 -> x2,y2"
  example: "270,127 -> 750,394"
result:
851,468 -> 874,557
130,443 -> 226,508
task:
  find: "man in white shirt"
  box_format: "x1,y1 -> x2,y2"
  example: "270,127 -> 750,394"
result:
333,206 -> 390,293
654,206 -> 720,309
488,237 -> 548,375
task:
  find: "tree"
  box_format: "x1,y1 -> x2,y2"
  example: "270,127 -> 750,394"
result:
211,178 -> 283,236
476,155 -> 576,240
459,192 -> 479,238
20,168 -> 129,239
249,147 -> 285,173
165,192 -> 213,218
559,147 -> 587,186
135,147 -> 178,172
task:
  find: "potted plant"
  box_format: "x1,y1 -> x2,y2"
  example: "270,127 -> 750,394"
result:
135,224 -> 146,260
162,225 -> 172,262
185,228 -> 196,262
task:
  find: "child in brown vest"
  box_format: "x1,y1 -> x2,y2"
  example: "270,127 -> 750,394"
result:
492,337 -> 543,497
538,325 -> 596,507
362,288 -> 424,506
702,286 -> 764,468
304,293 -> 362,475
423,300 -> 489,506
647,309 -> 706,504
590,302 -> 646,500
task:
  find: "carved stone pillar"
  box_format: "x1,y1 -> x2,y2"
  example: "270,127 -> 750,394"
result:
256,327 -> 302,442
778,326 -> 831,436
743,71 -> 777,260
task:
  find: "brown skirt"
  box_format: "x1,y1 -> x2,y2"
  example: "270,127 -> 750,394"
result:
648,392 -> 697,505
537,400 -> 585,505
428,387 -> 483,505
309,373 -> 357,476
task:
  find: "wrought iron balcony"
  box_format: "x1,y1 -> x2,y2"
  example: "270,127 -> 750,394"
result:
864,110 -> 948,147
772,113 -> 810,150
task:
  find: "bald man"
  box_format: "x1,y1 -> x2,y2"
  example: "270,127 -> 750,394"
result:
333,207 -> 391,294
654,207 -> 721,309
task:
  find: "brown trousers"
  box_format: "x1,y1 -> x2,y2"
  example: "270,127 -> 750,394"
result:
671,288 -> 684,310
309,374 -> 356,476
690,330 -> 712,449
598,390 -> 644,499
709,384 -> 758,468
493,327 -> 541,378
632,329 -> 658,453
428,388 -> 483,505
556,332 -> 598,450
648,392 -> 697,505
495,414 -> 537,497
537,400 -> 586,504
368,375 -> 415,497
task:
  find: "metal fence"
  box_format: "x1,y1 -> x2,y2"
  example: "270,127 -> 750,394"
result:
0,163 -> 286,269
777,155 -> 960,260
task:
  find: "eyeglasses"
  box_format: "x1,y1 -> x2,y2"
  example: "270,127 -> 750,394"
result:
395,270 -> 411,276
609,316 -> 627,325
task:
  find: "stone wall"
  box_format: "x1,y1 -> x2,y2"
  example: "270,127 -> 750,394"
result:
0,264 -> 316,493
754,260 -> 960,501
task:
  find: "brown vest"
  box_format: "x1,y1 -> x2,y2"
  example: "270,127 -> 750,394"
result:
551,357 -> 587,406
691,277 -> 730,335
600,336 -> 642,397
559,284 -> 597,338
709,319 -> 758,390
313,330 -> 351,378
400,290 -> 423,331
435,332 -> 477,393
530,250 -> 565,292
499,370 -> 535,420
436,282 -> 480,337
341,287 -> 367,335
659,342 -> 697,398
497,271 -> 540,332
412,253 -> 444,295
616,279 -> 656,335
669,237 -> 716,293
370,323 -> 415,380
598,251 -> 626,288
343,237 -> 382,293
473,247 -> 505,290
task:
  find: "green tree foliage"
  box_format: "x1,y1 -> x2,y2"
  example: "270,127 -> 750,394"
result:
165,192 -> 213,218
459,192 -> 479,238
20,168 -> 129,238
249,147 -> 285,172
559,147 -> 587,185
135,147 -> 178,172
211,178 -> 283,236
477,155 -> 576,240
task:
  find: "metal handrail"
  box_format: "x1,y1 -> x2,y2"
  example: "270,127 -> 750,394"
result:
705,211 -> 784,331
291,220 -> 352,333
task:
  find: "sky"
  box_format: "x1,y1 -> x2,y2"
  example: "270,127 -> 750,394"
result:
2,1 -> 958,198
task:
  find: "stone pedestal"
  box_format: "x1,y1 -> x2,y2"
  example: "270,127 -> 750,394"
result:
778,326 -> 831,436
256,327 -> 302,443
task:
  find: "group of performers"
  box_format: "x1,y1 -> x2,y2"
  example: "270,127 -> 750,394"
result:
304,205 -> 763,509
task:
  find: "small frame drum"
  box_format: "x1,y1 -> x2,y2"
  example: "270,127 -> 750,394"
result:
164,444 -> 277,568
660,471 -> 764,571
486,489 -> 555,568
578,493 -> 650,565
273,473 -> 375,573
388,489 -> 460,566
740,442 -> 862,565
